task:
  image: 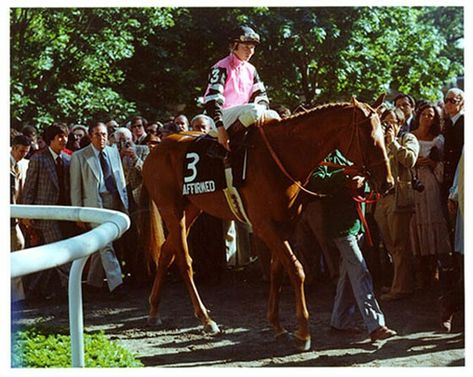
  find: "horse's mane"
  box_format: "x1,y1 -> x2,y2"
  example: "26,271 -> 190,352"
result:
265,102 -> 352,128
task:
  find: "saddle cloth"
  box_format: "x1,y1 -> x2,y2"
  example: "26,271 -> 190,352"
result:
182,135 -> 226,195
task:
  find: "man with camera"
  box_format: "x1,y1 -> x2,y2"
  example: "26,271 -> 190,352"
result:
374,108 -> 419,302
114,127 -> 150,286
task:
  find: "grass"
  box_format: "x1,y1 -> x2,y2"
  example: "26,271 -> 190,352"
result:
11,326 -> 143,368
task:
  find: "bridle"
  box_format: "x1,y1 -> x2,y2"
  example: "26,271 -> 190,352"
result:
258,104 -> 383,196
343,105 -> 387,177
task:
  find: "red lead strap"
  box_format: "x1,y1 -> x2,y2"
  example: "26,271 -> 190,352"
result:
320,160 -> 381,246
352,192 -> 380,247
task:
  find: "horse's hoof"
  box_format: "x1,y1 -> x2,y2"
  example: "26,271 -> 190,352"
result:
293,334 -> 311,352
203,320 -> 220,335
147,316 -> 163,326
275,329 -> 290,342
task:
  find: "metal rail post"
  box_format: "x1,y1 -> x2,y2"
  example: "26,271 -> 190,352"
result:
10,205 -> 130,367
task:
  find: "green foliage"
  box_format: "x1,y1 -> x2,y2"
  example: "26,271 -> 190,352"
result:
10,7 -> 463,129
10,8 -> 174,129
255,7 -> 463,106
11,328 -> 143,368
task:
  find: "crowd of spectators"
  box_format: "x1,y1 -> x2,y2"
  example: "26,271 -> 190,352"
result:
9,112 -> 228,302
10,88 -> 464,334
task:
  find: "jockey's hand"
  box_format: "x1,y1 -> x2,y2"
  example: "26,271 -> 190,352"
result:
217,127 -> 231,152
345,175 -> 366,191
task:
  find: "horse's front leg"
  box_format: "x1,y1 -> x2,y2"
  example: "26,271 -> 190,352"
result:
148,241 -> 174,326
260,231 -> 311,351
173,217 -> 220,334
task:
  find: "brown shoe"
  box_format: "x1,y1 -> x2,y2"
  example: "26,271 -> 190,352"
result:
370,326 -> 397,341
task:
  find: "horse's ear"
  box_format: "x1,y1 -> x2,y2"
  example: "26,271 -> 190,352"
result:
372,93 -> 386,109
352,96 -> 370,116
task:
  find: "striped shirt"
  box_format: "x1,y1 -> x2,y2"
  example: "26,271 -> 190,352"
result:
203,53 -> 269,128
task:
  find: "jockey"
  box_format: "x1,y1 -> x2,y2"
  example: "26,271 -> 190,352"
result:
203,25 -> 280,151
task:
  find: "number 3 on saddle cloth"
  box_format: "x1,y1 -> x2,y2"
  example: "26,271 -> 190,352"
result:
182,133 -> 250,196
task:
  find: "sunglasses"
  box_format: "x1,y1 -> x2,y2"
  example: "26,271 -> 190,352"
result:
445,98 -> 461,105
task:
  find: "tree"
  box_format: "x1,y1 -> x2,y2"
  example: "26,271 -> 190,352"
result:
10,8 -> 174,129
10,7 -> 463,129
254,7 -> 463,107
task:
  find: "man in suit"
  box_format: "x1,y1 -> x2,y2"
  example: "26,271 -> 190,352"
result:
439,88 -> 464,330
70,121 -> 128,295
22,123 -> 71,300
11,134 -> 32,302
443,88 -> 464,203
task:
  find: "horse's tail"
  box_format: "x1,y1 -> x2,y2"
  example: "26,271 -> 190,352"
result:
139,184 -> 165,272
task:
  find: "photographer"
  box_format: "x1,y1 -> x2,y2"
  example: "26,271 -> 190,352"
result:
114,127 -> 150,286
409,103 -> 451,291
374,107 -> 419,301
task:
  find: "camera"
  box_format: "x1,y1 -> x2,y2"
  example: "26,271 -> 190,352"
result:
118,140 -> 131,150
381,122 -> 391,133
411,177 -> 425,192
163,121 -> 180,133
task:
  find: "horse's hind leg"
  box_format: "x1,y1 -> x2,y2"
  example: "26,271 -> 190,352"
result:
267,256 -> 289,337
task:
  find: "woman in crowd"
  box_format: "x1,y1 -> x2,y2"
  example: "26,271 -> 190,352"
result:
409,103 -> 451,290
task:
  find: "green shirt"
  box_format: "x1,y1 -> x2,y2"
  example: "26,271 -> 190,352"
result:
308,150 -> 364,238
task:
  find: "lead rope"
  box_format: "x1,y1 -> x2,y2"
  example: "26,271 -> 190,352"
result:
352,191 -> 380,247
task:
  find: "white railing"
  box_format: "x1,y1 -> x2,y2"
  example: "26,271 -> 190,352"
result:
10,205 -> 130,368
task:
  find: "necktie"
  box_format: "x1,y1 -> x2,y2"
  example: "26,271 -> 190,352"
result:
11,163 -> 19,205
99,151 -> 117,193
13,163 -> 20,177
56,156 -> 66,204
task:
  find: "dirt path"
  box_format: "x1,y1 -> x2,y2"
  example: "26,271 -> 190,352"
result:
12,266 -> 464,367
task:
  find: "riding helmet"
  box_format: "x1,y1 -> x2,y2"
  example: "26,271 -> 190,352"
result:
229,25 -> 260,44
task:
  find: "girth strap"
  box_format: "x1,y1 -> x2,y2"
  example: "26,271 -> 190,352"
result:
223,167 -> 252,229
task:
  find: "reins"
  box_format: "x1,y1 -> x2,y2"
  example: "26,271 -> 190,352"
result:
258,125 -> 322,197
258,105 -> 372,197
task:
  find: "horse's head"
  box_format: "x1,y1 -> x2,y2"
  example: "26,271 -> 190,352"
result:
339,97 -> 394,195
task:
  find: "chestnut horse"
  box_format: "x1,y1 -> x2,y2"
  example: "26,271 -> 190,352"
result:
141,97 -> 393,351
